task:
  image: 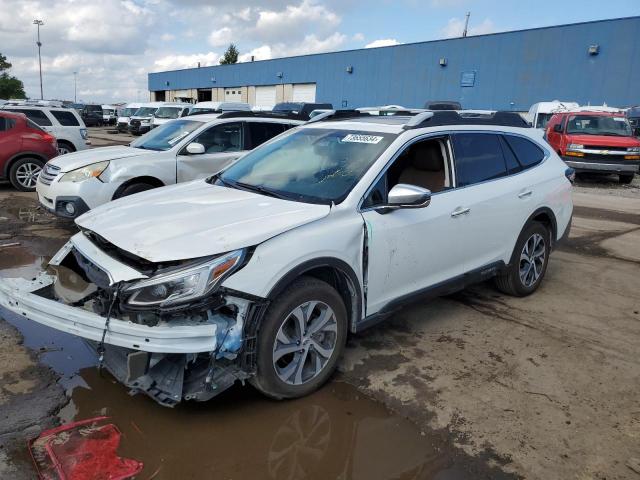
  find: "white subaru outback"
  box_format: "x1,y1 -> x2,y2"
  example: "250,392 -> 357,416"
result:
0,110 -> 573,407
36,113 -> 302,218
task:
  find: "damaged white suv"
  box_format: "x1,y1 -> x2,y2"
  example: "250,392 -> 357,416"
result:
0,110 -> 573,407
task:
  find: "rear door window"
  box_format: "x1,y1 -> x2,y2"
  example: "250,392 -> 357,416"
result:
246,122 -> 286,149
503,135 -> 545,169
51,110 -> 80,126
452,133 -> 508,187
193,122 -> 243,153
7,109 -> 52,126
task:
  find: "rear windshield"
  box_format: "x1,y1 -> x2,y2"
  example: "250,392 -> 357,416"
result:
566,115 -> 633,136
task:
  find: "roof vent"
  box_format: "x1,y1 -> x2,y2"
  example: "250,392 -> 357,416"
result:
346,65 -> 353,74
439,57 -> 447,66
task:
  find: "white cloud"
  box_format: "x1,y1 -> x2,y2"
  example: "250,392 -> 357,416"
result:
253,0 -> 341,42
208,27 -> 233,47
352,32 -> 364,42
365,38 -> 400,48
153,52 -> 221,71
442,17 -> 495,38
160,33 -> 175,42
238,45 -> 273,62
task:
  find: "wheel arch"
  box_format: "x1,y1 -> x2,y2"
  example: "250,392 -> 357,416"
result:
266,257 -> 363,334
112,176 -> 165,199
525,207 -> 558,246
56,139 -> 76,152
3,152 -> 48,178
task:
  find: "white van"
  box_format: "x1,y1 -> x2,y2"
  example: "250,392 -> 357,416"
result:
151,103 -> 191,129
116,102 -> 143,133
128,102 -> 168,135
101,105 -> 117,126
526,101 -> 579,129
188,101 -> 251,116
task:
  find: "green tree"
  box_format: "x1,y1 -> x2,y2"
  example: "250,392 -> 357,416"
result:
219,44 -> 239,65
0,53 -> 26,99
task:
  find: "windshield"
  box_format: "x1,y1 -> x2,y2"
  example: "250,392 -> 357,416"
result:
189,108 -> 220,115
130,119 -> 202,151
154,107 -> 182,119
103,109 -> 115,115
134,107 -> 158,117
219,128 -> 396,204
566,115 -> 633,136
121,108 -> 137,117
536,113 -> 554,129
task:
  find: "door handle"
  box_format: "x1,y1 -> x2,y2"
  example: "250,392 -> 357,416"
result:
518,190 -> 533,199
451,207 -> 470,217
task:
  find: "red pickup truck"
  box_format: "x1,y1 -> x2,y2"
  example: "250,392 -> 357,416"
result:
545,111 -> 640,184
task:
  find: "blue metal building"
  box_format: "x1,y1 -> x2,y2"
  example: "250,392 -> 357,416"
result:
148,16 -> 640,111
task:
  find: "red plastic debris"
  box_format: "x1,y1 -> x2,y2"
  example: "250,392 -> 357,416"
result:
28,416 -> 143,480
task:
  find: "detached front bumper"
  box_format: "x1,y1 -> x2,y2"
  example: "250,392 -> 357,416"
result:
0,274 -> 218,353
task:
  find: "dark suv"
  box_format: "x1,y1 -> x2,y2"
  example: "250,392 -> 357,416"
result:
81,105 -> 103,127
272,102 -> 333,120
0,111 -> 58,191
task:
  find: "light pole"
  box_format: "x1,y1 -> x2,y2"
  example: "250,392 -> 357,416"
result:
33,19 -> 44,99
73,71 -> 77,103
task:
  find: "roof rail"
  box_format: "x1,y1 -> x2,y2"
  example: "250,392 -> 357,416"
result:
307,109 -> 377,123
402,110 -> 529,129
214,111 -> 305,120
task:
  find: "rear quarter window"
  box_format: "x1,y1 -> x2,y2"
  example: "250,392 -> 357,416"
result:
504,135 -> 545,168
452,133 -> 508,187
7,109 -> 52,126
51,110 -> 80,126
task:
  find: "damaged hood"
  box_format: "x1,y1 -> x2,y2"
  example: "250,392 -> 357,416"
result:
48,146 -> 154,172
76,180 -> 330,262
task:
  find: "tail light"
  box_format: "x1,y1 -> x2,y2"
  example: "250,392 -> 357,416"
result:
565,167 -> 576,184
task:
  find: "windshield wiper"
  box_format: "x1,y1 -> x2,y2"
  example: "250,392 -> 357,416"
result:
229,180 -> 292,200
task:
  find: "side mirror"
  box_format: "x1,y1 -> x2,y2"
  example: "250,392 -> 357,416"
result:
377,184 -> 431,212
553,124 -> 563,133
186,142 -> 205,155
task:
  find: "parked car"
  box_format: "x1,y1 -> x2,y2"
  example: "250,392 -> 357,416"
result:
525,101 -> 579,129
116,103 -> 143,133
128,102 -> 171,135
272,102 -> 333,119
101,105 -> 117,126
626,106 -> 640,136
81,104 -> 104,127
1,104 -> 90,155
545,110 -> 640,183
35,112 -> 302,218
187,101 -> 252,116
151,103 -> 191,129
0,111 -> 58,191
0,109 -> 572,407
424,100 -> 462,110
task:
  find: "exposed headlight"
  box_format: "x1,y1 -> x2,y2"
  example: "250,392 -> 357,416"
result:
627,146 -> 640,152
59,161 -> 109,183
567,144 -> 584,150
124,250 -> 245,307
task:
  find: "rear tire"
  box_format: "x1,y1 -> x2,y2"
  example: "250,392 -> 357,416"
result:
9,157 -> 45,192
495,221 -> 550,297
57,141 -> 75,155
250,276 -> 348,400
619,174 -> 634,184
113,182 -> 156,199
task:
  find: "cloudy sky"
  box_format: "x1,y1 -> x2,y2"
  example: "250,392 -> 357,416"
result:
1,0 -> 637,103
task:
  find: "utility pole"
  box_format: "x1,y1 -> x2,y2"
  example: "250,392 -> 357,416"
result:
33,19 -> 44,99
462,12 -> 470,38
73,71 -> 77,103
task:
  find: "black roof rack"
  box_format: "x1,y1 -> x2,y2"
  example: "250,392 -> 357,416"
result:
215,111 -> 307,121
403,110 -> 529,129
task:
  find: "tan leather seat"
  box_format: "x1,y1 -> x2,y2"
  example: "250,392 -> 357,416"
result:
397,142 -> 445,193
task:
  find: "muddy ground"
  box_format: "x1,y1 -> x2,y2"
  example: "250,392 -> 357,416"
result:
0,169 -> 638,479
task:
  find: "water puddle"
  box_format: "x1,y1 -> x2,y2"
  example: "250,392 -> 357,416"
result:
0,238 -> 507,479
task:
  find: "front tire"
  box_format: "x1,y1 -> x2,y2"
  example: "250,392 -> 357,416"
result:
9,157 -> 44,192
251,277 -> 348,399
113,182 -> 156,199
495,221 -> 550,297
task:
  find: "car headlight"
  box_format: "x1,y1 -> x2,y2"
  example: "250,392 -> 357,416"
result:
59,161 -> 109,183
124,250 -> 245,307
141,118 -> 151,124
627,146 -> 640,152
567,144 -> 584,150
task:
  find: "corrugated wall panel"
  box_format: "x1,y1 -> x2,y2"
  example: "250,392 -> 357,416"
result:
149,17 -> 640,110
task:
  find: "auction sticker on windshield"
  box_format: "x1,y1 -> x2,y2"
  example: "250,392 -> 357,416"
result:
341,134 -> 384,144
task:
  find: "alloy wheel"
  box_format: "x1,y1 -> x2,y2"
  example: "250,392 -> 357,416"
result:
57,145 -> 72,155
272,301 -> 338,385
519,233 -> 546,288
15,162 -> 42,189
